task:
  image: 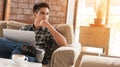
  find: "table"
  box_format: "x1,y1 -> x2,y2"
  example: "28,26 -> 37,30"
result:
0,58 -> 42,67
79,26 -> 110,55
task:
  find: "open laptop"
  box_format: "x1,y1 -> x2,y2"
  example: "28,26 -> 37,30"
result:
3,29 -> 36,45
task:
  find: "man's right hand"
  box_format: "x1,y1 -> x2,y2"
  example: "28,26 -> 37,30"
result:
21,45 -> 37,57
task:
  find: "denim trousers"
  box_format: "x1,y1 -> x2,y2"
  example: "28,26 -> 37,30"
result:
0,38 -> 37,62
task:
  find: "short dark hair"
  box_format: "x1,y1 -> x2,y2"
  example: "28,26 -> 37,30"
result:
33,2 -> 49,13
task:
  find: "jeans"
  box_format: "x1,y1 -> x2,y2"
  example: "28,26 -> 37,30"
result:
0,38 -> 37,62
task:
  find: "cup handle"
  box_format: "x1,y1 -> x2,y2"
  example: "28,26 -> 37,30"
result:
25,57 -> 28,62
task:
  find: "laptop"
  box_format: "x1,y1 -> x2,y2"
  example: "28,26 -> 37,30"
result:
3,29 -> 36,45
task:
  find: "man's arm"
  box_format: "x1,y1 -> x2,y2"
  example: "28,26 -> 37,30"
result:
40,20 -> 67,46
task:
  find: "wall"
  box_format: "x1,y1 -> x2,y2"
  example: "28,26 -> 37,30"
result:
9,0 -> 68,24
0,0 -> 4,20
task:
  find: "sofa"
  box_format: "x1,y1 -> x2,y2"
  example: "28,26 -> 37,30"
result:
80,55 -> 120,67
0,21 -> 81,67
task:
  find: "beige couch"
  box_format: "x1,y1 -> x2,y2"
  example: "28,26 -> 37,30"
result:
80,55 -> 120,67
0,21 -> 81,67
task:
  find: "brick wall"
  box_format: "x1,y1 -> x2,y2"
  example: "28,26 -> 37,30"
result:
9,0 -> 68,24
46,0 -> 68,24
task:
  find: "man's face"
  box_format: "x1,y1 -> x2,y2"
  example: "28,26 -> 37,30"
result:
35,7 -> 49,22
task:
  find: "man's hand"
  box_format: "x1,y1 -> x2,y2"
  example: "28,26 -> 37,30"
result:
39,20 -> 51,28
21,45 -> 37,57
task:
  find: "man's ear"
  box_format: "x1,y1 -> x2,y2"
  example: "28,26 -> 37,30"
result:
34,13 -> 37,18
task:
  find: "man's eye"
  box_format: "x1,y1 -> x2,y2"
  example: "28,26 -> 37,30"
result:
40,12 -> 45,15
40,12 -> 49,15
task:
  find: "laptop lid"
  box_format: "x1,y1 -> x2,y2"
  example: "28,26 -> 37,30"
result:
3,29 -> 36,45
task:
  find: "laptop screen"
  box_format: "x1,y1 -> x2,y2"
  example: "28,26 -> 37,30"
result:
3,29 -> 36,45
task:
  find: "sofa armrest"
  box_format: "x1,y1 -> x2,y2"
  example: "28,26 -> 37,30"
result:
0,21 -> 7,37
51,43 -> 81,67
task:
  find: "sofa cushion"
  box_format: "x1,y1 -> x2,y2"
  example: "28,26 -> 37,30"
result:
54,24 -> 72,44
0,21 -> 7,37
80,55 -> 120,67
6,21 -> 28,30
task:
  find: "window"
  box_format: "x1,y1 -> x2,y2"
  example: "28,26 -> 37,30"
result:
75,0 -> 97,42
107,0 -> 120,31
75,0 -> 120,56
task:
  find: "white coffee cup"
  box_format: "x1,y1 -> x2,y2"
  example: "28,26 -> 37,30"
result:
12,54 -> 28,64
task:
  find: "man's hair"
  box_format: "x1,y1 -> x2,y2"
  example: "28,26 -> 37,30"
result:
33,2 -> 49,13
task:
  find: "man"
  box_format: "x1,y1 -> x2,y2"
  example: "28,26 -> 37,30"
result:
0,2 -> 67,64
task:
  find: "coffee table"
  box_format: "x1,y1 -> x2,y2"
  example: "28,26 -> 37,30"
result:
0,58 -> 42,67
